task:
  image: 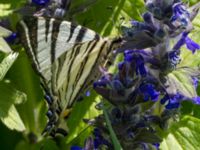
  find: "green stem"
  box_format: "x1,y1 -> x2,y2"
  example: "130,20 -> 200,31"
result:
102,102 -> 123,150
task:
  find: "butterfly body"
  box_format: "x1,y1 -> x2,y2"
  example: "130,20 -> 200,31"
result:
17,16 -> 122,136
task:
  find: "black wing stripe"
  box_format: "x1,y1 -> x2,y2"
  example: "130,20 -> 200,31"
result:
18,19 -> 52,93
72,40 -> 100,92
68,40 -> 106,107
51,20 -> 62,63
64,44 -> 82,93
67,23 -> 76,42
45,18 -> 50,42
64,40 -> 99,107
23,18 -> 41,71
75,26 -> 87,42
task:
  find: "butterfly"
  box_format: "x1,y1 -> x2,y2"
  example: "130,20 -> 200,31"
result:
17,16 -> 122,136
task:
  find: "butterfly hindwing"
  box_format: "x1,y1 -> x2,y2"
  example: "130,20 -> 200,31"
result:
54,39 -> 112,109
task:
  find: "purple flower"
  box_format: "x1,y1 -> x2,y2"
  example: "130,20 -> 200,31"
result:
153,143 -> 160,150
143,12 -> 154,24
32,0 -> 49,6
70,137 -> 95,150
192,77 -> 199,89
160,94 -> 183,109
93,76 -> 110,88
170,2 -> 190,28
4,32 -> 17,44
173,32 -> 188,50
173,32 -> 200,53
185,36 -> 200,53
85,91 -> 90,97
70,146 -> 82,150
162,49 -> 181,72
93,128 -> 112,149
192,97 -> 200,105
124,50 -> 148,76
139,83 -> 160,101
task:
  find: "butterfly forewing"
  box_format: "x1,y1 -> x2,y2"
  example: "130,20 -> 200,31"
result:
18,16 -> 99,92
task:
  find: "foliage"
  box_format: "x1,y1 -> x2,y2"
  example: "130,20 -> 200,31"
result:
0,0 -> 200,150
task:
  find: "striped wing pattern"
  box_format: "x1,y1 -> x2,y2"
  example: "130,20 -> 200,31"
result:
18,16 -> 121,136
18,17 -> 99,94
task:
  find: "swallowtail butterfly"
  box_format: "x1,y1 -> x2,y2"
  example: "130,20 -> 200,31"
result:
17,16 -> 122,136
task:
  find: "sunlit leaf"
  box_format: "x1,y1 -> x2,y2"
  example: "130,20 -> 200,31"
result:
0,52 -> 18,80
166,69 -> 197,98
66,91 -> 100,147
0,81 -> 26,131
0,26 -> 12,53
74,0 -> 145,36
0,4 -> 12,17
1,105 -> 25,131
160,116 -> 200,150
6,51 -> 45,136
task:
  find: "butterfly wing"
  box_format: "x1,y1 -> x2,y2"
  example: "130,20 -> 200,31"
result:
54,38 -> 114,110
18,16 -> 121,136
17,16 -> 99,93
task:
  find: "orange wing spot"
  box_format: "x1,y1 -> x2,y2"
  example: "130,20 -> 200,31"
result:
61,108 -> 73,119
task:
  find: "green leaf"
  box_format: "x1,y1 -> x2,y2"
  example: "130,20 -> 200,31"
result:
0,81 -> 26,131
0,0 -> 27,18
74,0 -> 145,36
134,128 -> 162,143
6,51 -> 45,136
166,69 -> 197,98
66,90 -> 100,146
160,116 -> 200,150
15,139 -> 59,150
0,3 -> 12,17
0,52 -> 18,80
1,105 -> 25,131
